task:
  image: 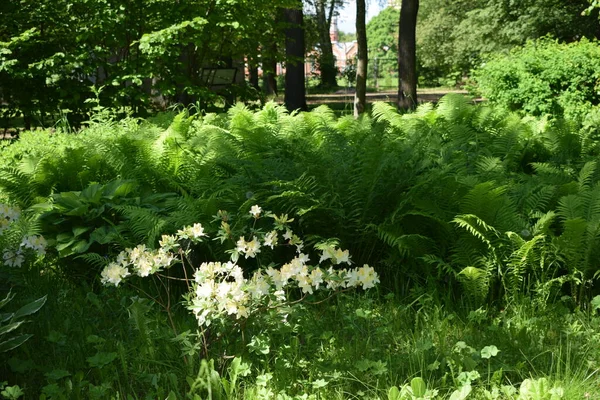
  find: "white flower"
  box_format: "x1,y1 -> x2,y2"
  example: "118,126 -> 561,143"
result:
196,281 -> 215,298
310,267 -> 324,289
101,262 -> 130,286
249,272 -> 271,299
298,253 -> 310,264
345,268 -> 360,288
116,250 -> 129,266
357,265 -> 380,289
250,205 -> 262,218
319,245 -> 335,263
191,223 -> 206,239
128,244 -> 146,263
134,254 -> 154,277
283,229 -> 293,241
236,304 -> 249,319
230,265 -> 244,282
244,236 -> 261,258
297,274 -> 313,294
236,236 -> 247,253
263,230 -> 278,249
334,248 -> 350,265
266,266 -> 286,289
159,235 -> 177,250
153,249 -> 174,269
3,249 -> 24,268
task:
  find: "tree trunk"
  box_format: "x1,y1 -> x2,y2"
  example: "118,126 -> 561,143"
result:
397,0 -> 419,111
315,0 -> 337,88
248,59 -> 260,90
262,41 -> 278,96
284,7 -> 307,112
354,0 -> 368,117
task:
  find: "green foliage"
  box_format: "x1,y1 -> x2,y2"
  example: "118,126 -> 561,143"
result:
473,38 -> 600,122
417,0 -> 600,86
366,7 -> 399,81
4,97 -> 600,306
0,0 -> 296,125
0,290 -> 46,353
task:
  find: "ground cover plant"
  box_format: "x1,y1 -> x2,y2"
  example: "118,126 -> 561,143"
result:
1,96 -> 600,398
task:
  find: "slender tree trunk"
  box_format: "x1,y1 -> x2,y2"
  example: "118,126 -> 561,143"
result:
397,0 -> 419,111
248,58 -> 260,90
262,41 -> 278,96
354,0 -> 368,117
284,7 -> 307,112
316,0 -> 337,88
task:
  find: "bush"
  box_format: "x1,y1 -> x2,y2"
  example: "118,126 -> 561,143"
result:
472,38 -> 600,122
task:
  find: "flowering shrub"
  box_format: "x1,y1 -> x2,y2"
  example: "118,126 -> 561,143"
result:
0,204 -> 47,268
101,206 -> 380,327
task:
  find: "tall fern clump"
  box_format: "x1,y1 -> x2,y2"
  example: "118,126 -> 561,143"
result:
371,94 -> 600,306
1,97 -> 600,306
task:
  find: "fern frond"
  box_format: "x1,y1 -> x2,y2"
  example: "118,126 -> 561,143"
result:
436,93 -> 474,123
457,265 -> 490,302
452,214 -> 499,248
74,252 -> 108,270
371,102 -> 403,130
578,161 -> 597,191
532,211 -> 557,236
524,185 -> 556,214
557,194 -> 584,221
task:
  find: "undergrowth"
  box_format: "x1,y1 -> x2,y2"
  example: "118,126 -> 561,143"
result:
2,96 -> 600,398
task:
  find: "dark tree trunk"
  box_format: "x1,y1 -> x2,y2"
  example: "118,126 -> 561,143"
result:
397,0 -> 419,111
249,62 -> 260,90
354,0 -> 367,117
316,0 -> 337,88
284,7 -> 307,112
263,42 -> 278,96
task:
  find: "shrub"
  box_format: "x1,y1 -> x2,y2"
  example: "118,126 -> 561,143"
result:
472,38 -> 600,122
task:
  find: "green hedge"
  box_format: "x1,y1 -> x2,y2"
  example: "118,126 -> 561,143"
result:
472,38 -> 600,122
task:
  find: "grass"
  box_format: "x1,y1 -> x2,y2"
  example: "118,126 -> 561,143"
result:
3,265 -> 600,399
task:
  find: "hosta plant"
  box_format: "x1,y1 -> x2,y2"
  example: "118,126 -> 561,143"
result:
0,290 -> 46,353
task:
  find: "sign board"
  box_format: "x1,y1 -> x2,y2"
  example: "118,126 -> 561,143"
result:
200,68 -> 238,87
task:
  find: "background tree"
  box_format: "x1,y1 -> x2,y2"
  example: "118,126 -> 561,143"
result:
416,0 -> 600,86
366,7 -> 400,85
354,0 -> 368,116
0,0 -> 295,126
284,6 -> 307,112
397,0 -> 419,110
312,0 -> 340,88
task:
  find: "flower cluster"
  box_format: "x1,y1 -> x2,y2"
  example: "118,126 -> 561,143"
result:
0,204 -> 47,268
101,244 -> 177,286
0,204 -> 20,234
100,206 -> 380,327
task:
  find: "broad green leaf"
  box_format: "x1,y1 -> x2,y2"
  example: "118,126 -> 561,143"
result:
86,352 -> 117,368
0,290 -> 15,310
481,345 -> 500,359
411,377 -> 427,397
0,313 -> 14,323
72,226 -> 91,237
387,386 -> 401,400
13,295 -> 46,320
0,334 -> 33,352
0,321 -> 25,336
166,391 -> 177,400
449,384 -> 472,400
